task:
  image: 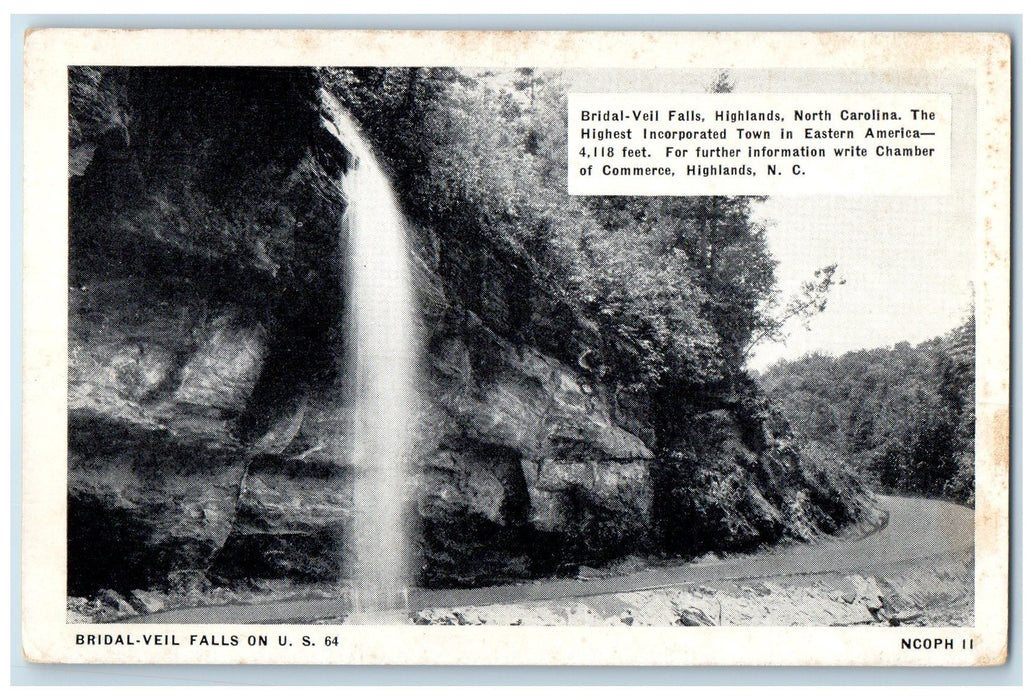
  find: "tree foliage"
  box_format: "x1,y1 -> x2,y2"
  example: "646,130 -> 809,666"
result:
760,313 -> 976,504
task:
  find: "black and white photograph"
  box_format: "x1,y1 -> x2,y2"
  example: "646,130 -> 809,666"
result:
21,29 -> 1010,665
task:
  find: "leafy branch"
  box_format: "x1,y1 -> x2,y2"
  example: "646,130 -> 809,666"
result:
745,264 -> 845,357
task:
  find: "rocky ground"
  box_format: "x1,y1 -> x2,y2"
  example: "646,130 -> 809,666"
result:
67,575 -> 347,624
399,554 -> 975,627
68,549 -> 973,628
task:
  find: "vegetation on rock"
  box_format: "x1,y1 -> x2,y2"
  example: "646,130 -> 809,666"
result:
325,67 -> 867,559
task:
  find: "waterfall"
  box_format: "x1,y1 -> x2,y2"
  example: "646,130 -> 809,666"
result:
322,91 -> 418,620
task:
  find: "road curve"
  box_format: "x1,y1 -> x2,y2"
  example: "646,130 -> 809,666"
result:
130,495 -> 974,624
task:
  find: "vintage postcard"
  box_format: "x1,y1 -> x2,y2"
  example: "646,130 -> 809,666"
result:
21,29 -> 1010,665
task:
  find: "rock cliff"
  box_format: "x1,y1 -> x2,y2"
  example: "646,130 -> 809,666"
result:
67,67 -> 657,593
66,68 -> 869,598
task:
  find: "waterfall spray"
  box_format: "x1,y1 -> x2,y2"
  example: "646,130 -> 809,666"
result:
322,90 -> 418,620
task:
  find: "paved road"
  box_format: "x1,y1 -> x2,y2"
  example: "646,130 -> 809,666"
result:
131,495 -> 974,624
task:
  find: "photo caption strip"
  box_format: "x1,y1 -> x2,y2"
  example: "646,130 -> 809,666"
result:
568,93 -> 951,196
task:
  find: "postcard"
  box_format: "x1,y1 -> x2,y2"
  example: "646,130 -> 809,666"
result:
21,29 -> 1010,665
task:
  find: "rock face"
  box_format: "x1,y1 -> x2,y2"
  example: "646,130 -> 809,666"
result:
67,271 -> 654,590
68,278 -> 266,593
66,67 -> 657,593
208,305 -> 656,587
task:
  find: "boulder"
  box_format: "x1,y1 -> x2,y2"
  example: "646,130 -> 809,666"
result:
130,589 -> 167,614
67,415 -> 248,595
421,316 -> 653,464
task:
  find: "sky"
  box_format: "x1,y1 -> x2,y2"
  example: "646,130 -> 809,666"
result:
557,66 -> 978,371
747,194 -> 975,370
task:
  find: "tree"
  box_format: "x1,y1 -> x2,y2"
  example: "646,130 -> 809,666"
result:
761,313 -> 976,504
746,264 -> 846,360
